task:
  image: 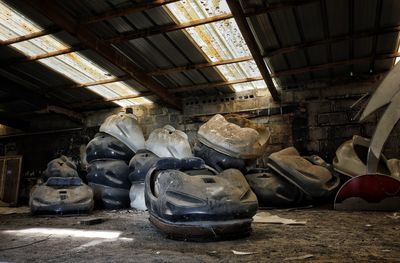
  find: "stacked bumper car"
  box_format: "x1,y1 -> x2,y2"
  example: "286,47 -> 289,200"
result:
30,156 -> 94,215
144,157 -> 258,241
128,125 -> 193,210
86,112 -> 140,209
195,114 -> 270,172
124,121 -> 258,240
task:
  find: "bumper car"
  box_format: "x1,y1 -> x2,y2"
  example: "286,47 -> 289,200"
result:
145,125 -> 192,159
193,141 -> 246,172
245,168 -> 303,207
268,147 -> 340,199
30,177 -> 93,215
43,155 -> 78,180
197,114 -> 270,159
100,112 -> 145,153
86,132 -> 134,163
128,150 -> 159,210
145,157 -> 258,241
334,61 -> 400,211
87,159 -> 130,209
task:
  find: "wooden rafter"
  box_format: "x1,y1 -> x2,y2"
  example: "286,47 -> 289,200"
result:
264,25 -> 400,57
80,0 -> 179,25
56,76 -> 131,90
106,13 -> 233,44
27,0 -> 181,109
170,77 -> 264,93
0,45 -> 85,66
227,0 -> 280,101
272,52 -> 400,77
0,26 -> 60,46
148,56 -> 253,76
243,0 -> 319,17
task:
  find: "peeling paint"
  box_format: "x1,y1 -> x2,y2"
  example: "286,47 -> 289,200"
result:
165,0 -> 266,92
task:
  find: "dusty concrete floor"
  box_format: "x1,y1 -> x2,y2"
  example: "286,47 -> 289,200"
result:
0,208 -> 399,262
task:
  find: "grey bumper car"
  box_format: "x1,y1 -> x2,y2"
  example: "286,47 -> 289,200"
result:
333,135 -> 394,177
245,168 -> 303,207
100,112 -> 145,153
128,150 -> 159,210
86,132 -> 134,163
268,147 -> 340,199
30,177 -> 93,215
194,141 -> 246,172
87,159 -> 130,209
145,157 -> 258,241
43,155 -> 78,180
145,125 -> 192,158
197,114 -> 270,159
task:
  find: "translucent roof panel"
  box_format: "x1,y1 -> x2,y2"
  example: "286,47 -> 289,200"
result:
165,0 -> 270,93
0,1 -> 151,107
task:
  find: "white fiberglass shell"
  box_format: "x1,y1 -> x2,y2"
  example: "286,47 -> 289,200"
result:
146,125 -> 193,159
100,112 -> 145,153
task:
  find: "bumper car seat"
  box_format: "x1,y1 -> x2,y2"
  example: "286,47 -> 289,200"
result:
43,155 -> 78,180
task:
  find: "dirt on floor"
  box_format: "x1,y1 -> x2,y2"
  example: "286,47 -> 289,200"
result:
0,207 -> 399,262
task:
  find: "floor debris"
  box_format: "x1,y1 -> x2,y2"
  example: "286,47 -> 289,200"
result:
79,218 -> 105,225
231,250 -> 257,255
0,206 -> 30,215
253,212 -> 307,225
387,212 -> 400,219
283,254 -> 314,261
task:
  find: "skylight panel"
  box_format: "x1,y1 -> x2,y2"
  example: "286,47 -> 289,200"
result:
165,0 -> 268,92
0,1 -> 151,106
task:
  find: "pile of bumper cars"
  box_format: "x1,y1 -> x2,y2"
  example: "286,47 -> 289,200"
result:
30,156 -> 94,215
86,113 -> 139,209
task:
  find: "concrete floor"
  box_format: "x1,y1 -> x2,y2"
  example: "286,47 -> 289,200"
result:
0,208 -> 399,262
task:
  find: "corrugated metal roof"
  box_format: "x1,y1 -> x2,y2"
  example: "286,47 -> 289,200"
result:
0,0 -> 151,107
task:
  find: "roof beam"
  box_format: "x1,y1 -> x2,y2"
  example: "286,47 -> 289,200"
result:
0,45 -> 85,67
272,52 -> 400,77
106,13 -> 233,44
56,76 -> 131,90
0,26 -> 60,46
105,1 -> 315,45
148,56 -> 254,76
243,0 -> 319,17
264,25 -> 400,57
54,56 -> 254,90
71,91 -> 152,109
27,0 -> 181,109
170,77 -> 264,93
227,0 -> 280,101
0,113 -> 30,130
80,0 -> 180,25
